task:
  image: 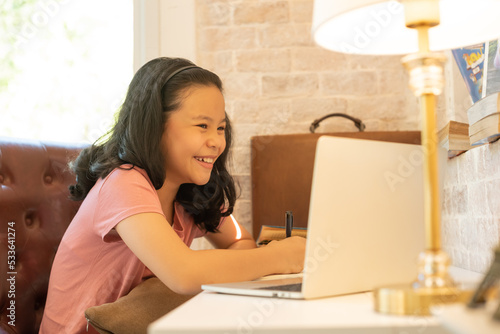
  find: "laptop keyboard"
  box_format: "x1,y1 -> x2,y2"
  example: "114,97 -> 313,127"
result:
258,283 -> 302,292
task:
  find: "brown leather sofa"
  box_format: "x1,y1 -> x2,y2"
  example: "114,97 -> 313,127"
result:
0,137 -> 85,334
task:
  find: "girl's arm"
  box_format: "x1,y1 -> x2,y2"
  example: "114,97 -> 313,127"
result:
115,212 -> 305,295
204,215 -> 257,250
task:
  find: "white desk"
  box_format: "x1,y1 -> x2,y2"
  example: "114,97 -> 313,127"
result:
433,302 -> 500,334
149,268 -> 485,334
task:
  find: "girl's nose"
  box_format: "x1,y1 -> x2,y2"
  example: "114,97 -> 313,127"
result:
207,131 -> 225,150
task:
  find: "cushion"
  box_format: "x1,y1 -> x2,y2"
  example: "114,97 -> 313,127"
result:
85,277 -> 194,334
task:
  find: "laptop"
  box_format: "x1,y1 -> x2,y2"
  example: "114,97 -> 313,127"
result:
202,136 -> 435,299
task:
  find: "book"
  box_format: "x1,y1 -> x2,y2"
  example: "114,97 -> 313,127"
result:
452,43 -> 486,103
438,120 -> 472,158
467,92 -> 500,125
256,225 -> 307,246
482,39 -> 500,98
469,112 -> 500,145
464,39 -> 500,146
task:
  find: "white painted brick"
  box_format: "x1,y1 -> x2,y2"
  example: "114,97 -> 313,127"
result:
200,27 -> 257,52
194,0 -> 500,271
289,97 -> 348,123
232,146 -> 252,175
236,49 -> 291,72
233,1 -> 289,25
292,48 -> 348,72
231,99 -> 291,124
197,1 -> 232,26
262,73 -> 319,98
321,71 -> 378,96
234,174 -> 251,201
377,70 -> 411,95
347,54 -> 404,71
221,72 -> 260,99
290,0 -> 313,23
258,24 -> 314,48
347,96 -> 414,121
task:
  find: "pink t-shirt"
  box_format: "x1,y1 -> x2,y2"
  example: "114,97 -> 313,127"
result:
39,166 -> 215,333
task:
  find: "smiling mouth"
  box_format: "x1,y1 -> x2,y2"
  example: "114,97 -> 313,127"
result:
194,157 -> 215,164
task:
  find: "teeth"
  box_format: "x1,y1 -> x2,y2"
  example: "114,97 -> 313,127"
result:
196,157 -> 214,163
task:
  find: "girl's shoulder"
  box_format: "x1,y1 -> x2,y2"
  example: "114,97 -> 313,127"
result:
101,164 -> 154,189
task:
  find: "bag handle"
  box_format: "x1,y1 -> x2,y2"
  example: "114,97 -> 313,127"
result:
309,113 -> 366,133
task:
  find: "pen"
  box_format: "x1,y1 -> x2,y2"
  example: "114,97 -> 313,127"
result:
285,211 -> 293,238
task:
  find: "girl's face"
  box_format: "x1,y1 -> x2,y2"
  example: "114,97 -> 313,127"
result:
162,84 -> 227,187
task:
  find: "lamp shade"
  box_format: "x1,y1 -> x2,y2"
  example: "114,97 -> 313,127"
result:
312,0 -> 500,55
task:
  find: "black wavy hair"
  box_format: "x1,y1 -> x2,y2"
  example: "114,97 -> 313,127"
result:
69,57 -> 236,232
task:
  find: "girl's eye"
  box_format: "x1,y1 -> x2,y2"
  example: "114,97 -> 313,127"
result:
197,124 -> 208,129
218,126 -> 226,131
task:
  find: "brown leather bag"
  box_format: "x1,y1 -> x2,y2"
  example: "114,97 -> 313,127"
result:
250,131 -> 421,237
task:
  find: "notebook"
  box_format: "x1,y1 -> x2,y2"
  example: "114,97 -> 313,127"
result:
202,136 -> 434,299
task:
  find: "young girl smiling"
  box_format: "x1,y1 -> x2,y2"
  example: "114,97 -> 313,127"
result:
40,57 -> 305,333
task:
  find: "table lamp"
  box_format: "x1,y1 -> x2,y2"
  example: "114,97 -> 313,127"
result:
312,0 -> 500,315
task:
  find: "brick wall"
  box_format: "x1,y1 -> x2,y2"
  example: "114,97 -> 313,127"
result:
440,57 -> 500,274
196,0 -> 419,233
442,143 -> 500,273
194,0 -> 500,273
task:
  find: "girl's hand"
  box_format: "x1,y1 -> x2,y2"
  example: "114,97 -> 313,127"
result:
265,236 -> 306,274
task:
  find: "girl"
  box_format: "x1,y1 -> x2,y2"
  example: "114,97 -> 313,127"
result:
39,57 -> 305,333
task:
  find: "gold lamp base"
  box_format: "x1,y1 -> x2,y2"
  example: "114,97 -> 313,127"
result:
374,284 -> 473,316
374,250 -> 474,315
